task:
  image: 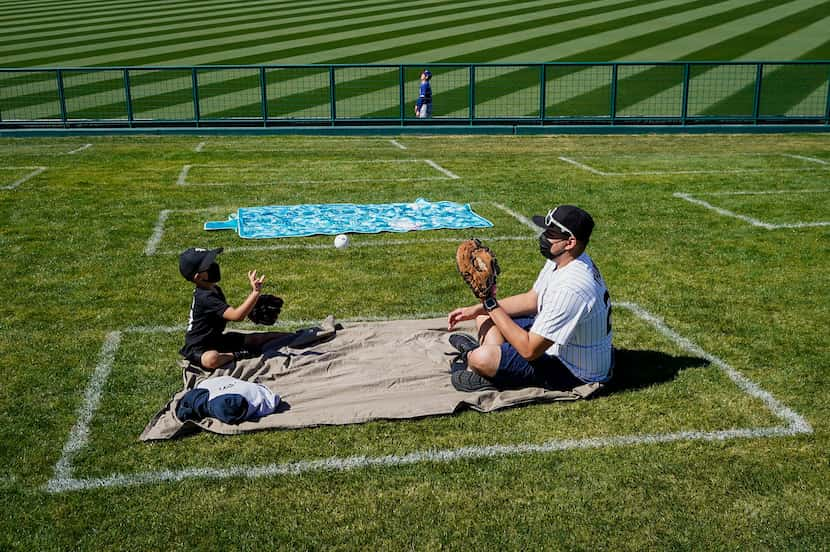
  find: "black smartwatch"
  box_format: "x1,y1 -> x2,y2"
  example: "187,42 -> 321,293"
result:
483,296 -> 499,312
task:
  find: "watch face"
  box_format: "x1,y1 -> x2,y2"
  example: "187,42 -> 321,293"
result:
484,297 -> 498,311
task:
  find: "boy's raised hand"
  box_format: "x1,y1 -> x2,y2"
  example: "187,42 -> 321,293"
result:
248,270 -> 265,293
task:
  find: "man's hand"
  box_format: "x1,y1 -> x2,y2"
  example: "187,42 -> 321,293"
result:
248,270 -> 265,293
447,305 -> 482,331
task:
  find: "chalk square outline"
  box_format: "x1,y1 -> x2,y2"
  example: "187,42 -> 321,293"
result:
193,139 -> 409,153
673,189 -> 830,229
175,159 -> 459,186
0,144 -> 91,156
143,201 -> 533,256
0,166 -> 47,190
45,302 -> 813,494
558,153 -> 830,176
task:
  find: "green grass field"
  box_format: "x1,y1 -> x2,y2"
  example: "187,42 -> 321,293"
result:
2,0 -> 829,549
1,133 -> 828,549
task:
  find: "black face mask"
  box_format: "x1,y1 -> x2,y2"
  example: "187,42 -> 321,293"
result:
539,235 -> 557,261
206,262 -> 221,283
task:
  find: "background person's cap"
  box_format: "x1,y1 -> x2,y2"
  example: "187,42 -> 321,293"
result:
532,205 -> 595,241
179,247 -> 223,281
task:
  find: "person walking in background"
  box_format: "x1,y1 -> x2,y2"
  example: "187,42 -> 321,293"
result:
415,69 -> 432,118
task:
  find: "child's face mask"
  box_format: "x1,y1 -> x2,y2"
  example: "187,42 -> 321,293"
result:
206,262 -> 221,283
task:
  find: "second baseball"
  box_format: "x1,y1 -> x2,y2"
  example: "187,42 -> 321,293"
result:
334,234 -> 350,249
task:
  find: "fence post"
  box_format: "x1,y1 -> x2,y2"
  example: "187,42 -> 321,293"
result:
191,68 -> 200,125
752,63 -> 763,125
259,66 -> 268,126
329,66 -> 336,125
399,65 -> 405,125
539,64 -> 546,123
609,64 -> 618,124
56,69 -> 68,128
680,63 -> 690,126
123,68 -> 133,128
825,64 -> 830,125
469,65 -> 475,125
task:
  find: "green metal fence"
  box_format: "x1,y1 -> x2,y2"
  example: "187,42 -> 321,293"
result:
1,62 -> 828,128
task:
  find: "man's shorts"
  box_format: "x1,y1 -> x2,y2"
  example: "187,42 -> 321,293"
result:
417,103 -> 432,118
491,317 -> 585,390
180,332 -> 247,368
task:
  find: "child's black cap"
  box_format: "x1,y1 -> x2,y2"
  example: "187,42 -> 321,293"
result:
179,247 -> 223,281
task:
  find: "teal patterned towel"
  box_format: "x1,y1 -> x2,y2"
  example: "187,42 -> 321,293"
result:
204,198 -> 492,239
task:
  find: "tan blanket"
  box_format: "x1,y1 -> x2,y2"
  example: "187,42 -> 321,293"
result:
140,316 -> 603,440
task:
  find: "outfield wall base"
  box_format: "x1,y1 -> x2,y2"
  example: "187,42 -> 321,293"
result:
1,124 -> 829,137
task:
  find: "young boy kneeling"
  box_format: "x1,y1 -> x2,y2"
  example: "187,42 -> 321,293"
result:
178,247 -> 290,369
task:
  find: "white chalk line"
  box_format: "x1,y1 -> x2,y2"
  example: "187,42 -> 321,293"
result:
144,201 -> 528,257
558,156 -> 609,176
0,166 -> 46,190
174,159 -> 458,186
182,176 -> 451,187
50,331 -> 122,485
424,159 -> 460,180
782,154 -> 828,165
694,189 -> 830,196
194,141 -> 206,153
616,302 -> 811,434
197,139 -> 405,152
65,144 -> 92,155
559,154 -> 830,176
389,140 -> 407,150
673,192 -> 830,230
490,202 -> 540,233
144,209 -> 172,256
176,164 -> 191,186
45,303 -> 811,494
44,426 -> 803,494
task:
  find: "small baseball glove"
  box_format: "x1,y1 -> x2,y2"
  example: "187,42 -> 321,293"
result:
456,238 -> 500,299
248,294 -> 284,325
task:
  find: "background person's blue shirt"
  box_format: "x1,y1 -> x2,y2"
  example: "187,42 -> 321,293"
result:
416,81 -> 432,109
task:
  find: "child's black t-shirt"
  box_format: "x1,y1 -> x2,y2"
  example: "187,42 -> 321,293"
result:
181,285 -> 230,352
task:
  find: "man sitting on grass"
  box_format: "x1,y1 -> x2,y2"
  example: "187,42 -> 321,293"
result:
447,205 -> 613,392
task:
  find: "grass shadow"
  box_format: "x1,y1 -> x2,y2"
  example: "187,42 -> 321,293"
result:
606,348 -> 710,394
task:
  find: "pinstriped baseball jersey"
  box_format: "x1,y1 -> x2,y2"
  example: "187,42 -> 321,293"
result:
530,253 -> 613,382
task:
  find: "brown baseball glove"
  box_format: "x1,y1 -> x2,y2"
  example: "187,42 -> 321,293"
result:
456,238 -> 500,299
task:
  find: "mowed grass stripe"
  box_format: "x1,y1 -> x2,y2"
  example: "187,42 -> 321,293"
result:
1,0 -> 269,32
321,0 -> 677,65
0,0 -> 393,48
0,0 -> 500,60
0,0 -> 206,23
3,0 -> 557,67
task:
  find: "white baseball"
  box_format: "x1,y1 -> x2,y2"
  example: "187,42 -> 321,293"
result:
334,234 -> 350,249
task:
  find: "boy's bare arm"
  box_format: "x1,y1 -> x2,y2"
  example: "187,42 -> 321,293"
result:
223,270 -> 264,321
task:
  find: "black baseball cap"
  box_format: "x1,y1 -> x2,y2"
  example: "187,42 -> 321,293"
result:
532,205 -> 595,241
179,247 -> 223,281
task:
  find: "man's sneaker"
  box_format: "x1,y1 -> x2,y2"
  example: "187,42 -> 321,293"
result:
451,370 -> 497,392
448,351 -> 468,373
449,333 -> 478,354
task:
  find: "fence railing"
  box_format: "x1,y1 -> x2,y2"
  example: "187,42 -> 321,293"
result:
1,62 -> 828,128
